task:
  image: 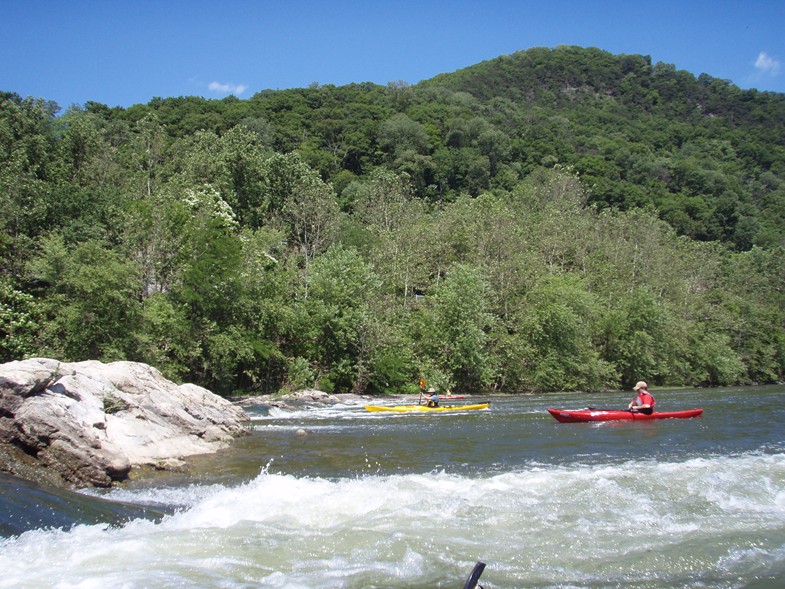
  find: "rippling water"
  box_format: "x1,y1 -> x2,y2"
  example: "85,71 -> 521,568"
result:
1,386 -> 784,588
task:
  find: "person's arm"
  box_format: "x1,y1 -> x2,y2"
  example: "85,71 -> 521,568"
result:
630,394 -> 652,411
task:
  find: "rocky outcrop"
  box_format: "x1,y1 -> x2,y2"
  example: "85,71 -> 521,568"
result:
233,388 -> 348,409
0,359 -> 249,488
232,389 -> 393,412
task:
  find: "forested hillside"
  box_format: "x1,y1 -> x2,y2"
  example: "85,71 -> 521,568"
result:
2,46 -> 784,395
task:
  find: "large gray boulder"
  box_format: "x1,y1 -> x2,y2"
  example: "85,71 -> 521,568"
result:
0,359 -> 249,488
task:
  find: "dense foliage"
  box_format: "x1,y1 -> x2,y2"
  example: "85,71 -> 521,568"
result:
2,46 -> 784,395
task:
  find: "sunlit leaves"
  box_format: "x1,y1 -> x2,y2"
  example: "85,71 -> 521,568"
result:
0,276 -> 39,361
31,238 -> 142,361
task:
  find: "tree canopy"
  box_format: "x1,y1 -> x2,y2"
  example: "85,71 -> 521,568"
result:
2,47 -> 784,395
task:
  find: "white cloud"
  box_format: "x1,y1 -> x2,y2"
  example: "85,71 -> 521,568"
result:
754,52 -> 781,76
208,81 -> 249,95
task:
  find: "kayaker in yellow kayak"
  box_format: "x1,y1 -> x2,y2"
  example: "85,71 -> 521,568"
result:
420,387 -> 439,407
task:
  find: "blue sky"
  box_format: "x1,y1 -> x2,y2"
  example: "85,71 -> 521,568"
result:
2,0 -> 784,110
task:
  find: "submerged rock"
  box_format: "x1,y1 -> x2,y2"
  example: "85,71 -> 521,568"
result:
0,359 -> 249,488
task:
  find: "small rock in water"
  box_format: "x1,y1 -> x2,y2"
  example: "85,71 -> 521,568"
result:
295,428 -> 308,437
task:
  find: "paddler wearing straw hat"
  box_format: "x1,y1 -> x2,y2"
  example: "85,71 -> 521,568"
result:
425,387 -> 439,407
628,381 -> 656,414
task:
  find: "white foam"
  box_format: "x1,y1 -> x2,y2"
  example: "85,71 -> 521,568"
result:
2,453 -> 784,588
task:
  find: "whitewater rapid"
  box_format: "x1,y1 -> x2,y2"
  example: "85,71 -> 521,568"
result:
2,452 -> 783,588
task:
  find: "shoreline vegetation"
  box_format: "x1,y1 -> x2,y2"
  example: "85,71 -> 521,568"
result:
2,45 -> 785,400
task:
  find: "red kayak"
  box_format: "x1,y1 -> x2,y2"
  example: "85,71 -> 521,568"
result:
547,408 -> 703,423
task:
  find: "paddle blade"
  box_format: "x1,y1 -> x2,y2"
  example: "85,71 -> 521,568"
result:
463,561 -> 486,589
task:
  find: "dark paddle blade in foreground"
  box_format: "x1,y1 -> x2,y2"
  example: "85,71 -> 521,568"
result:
463,561 -> 486,589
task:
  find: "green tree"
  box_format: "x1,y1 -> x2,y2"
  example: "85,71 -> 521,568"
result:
0,94 -> 59,278
31,237 -> 142,361
278,166 -> 342,297
0,276 -> 40,361
175,184 -> 242,321
514,274 -> 616,391
295,245 -> 381,393
414,264 -> 497,390
600,287 -> 677,387
127,112 -> 167,199
377,113 -> 431,158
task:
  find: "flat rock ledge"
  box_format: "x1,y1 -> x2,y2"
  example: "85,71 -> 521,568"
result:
0,358 -> 249,488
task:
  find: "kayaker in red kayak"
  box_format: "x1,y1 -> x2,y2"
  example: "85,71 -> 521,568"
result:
628,381 -> 656,414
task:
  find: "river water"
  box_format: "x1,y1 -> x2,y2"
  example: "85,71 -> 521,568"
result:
1,386 -> 783,588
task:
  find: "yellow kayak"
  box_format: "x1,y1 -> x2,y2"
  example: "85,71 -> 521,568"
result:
364,403 -> 490,413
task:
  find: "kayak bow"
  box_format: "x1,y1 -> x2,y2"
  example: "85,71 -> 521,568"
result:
547,408 -> 703,423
